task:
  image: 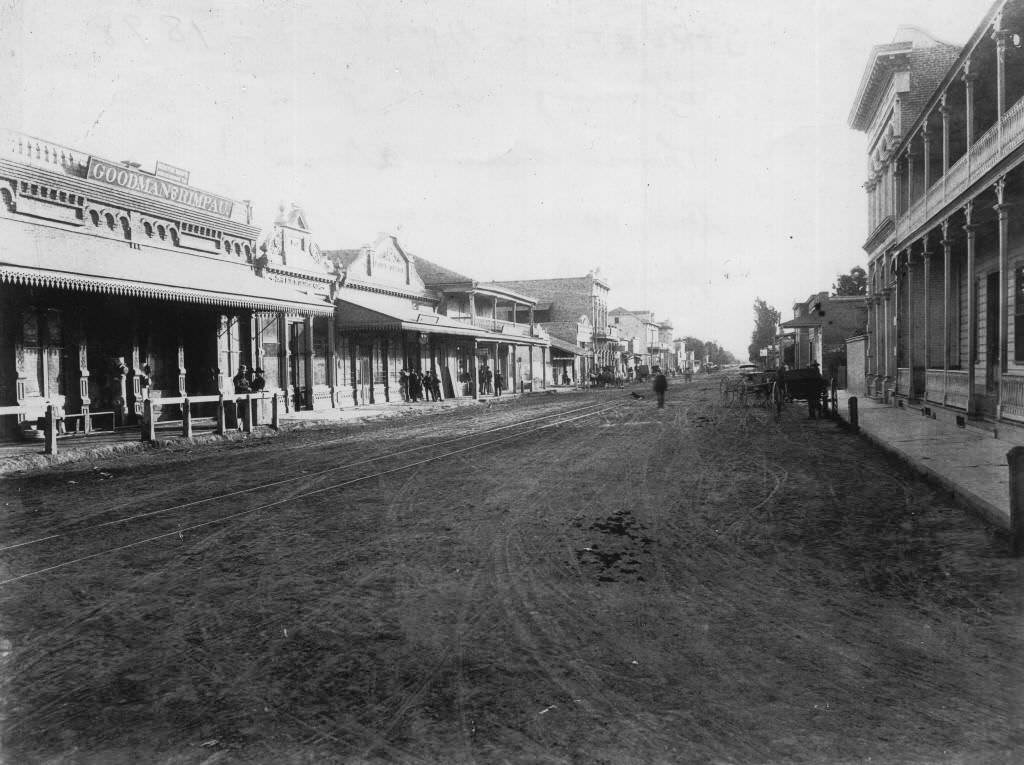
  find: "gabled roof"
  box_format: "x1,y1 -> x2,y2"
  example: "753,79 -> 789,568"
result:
414,255 -> 474,285
848,26 -> 960,131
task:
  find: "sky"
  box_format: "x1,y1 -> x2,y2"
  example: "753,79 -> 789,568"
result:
0,0 -> 999,356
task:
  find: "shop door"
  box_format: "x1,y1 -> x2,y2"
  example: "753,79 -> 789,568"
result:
290,322 -> 309,410
986,272 -> 1000,396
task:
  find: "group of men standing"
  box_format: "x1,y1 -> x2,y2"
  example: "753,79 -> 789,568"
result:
399,368 -> 442,402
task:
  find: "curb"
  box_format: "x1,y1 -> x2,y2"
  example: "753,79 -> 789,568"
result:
834,406 -> 1010,531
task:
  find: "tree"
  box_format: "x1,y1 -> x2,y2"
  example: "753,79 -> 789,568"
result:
833,266 -> 867,296
748,297 -> 780,363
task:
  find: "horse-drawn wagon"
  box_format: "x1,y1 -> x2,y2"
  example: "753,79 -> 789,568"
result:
773,365 -> 837,419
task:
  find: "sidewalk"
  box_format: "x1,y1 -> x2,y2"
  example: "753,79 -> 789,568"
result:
0,395 -> 497,476
834,390 -> 1012,529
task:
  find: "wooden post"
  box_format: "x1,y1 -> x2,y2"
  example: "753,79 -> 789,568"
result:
1008,446 -> 1024,556
848,396 -> 859,434
182,398 -> 192,438
142,399 -> 156,443
271,392 -> 280,429
242,393 -> 253,433
216,393 -> 226,435
44,405 -> 57,455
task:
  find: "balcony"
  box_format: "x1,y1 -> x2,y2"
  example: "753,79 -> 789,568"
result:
896,93 -> 1024,242
468,317 -> 532,337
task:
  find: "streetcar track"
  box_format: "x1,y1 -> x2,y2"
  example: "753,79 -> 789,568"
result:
0,402 -> 633,587
0,401 -> 617,555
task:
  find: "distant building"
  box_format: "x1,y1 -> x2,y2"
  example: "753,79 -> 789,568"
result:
778,292 -> 868,383
491,270 -> 620,381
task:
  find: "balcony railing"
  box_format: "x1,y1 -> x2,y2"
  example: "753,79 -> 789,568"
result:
469,317 -> 532,337
1000,375 -> 1024,422
924,370 -> 945,404
896,367 -> 911,396
896,91 -> 1024,241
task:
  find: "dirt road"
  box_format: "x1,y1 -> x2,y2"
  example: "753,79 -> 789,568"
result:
1,381 -> 1022,764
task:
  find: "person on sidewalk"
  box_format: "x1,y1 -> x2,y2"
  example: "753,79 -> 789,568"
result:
652,366 -> 668,408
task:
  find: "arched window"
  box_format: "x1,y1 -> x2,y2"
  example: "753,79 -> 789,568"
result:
170,229 -> 180,247
89,210 -> 100,227
224,239 -> 232,254
104,213 -> 115,231
157,225 -> 166,241
234,242 -> 241,256
120,217 -> 131,240
144,221 -> 153,238
244,244 -> 251,259
1,188 -> 14,213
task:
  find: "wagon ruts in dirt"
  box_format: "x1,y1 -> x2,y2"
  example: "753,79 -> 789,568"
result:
772,366 -> 838,420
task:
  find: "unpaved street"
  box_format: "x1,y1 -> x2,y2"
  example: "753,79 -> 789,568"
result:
1,381 -> 1022,764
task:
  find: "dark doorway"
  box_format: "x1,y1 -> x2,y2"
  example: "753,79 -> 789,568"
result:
289,321 -> 309,410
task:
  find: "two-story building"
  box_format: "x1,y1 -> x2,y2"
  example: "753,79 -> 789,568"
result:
850,2 -> 1024,427
779,292 -> 868,383
492,270 -> 622,382
324,237 -> 550,403
0,131 -> 335,439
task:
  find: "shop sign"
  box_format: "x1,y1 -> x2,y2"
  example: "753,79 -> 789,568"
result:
154,161 -> 190,185
87,157 -> 233,218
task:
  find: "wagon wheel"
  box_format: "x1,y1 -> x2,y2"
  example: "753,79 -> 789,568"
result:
829,378 -> 839,418
719,377 -> 731,404
770,380 -> 784,421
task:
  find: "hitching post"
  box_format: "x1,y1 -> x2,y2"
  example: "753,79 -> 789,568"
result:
848,396 -> 859,434
182,398 -> 192,438
1008,446 -> 1024,557
44,405 -> 57,455
271,392 -> 280,430
142,399 -> 156,443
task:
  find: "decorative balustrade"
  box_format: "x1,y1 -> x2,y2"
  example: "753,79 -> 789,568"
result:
945,370 -> 969,410
999,375 -> 1024,421
894,91 -> 1024,242
924,370 -> 945,404
972,122 -> 1000,170
1003,95 -> 1024,148
470,317 -> 530,336
1,129 -> 88,175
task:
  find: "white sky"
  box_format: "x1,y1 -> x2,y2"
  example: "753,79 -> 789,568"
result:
0,0 -> 997,355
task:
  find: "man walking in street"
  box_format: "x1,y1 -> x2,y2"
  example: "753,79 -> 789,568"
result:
652,366 -> 668,408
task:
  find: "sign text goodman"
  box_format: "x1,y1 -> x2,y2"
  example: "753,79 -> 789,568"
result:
87,157 -> 234,218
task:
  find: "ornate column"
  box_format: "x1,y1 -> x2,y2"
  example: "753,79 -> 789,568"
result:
964,200 -> 978,417
921,127 -> 931,206
129,322 -> 143,421
995,176 -> 1011,418
964,61 -> 977,177
940,220 -> 953,405
906,148 -> 915,211
471,339 -> 479,400
995,20 -> 1010,150
905,248 -> 917,398
176,330 -> 187,397
279,314 -> 292,412
883,283 -> 893,398
303,316 -> 314,410
893,162 -> 905,217
326,318 -> 338,408
74,327 -> 90,428
922,233 -> 933,374
940,94 -> 951,179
